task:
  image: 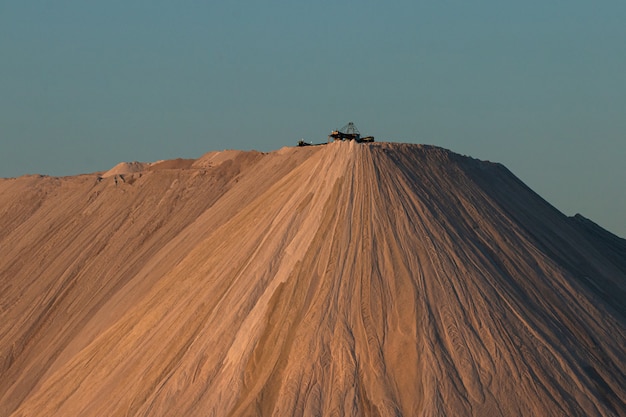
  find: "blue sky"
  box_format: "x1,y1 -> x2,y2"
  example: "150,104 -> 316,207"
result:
1,1 -> 625,237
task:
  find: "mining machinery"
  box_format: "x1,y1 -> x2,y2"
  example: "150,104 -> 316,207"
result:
297,122 -> 374,146
328,122 -> 374,143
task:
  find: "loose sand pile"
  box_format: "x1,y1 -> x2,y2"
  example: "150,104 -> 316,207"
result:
102,161 -> 150,178
0,142 -> 624,416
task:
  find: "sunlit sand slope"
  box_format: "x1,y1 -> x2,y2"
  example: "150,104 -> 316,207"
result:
1,142 -> 624,416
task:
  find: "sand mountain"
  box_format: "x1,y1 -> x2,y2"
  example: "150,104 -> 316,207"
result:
0,142 -> 625,416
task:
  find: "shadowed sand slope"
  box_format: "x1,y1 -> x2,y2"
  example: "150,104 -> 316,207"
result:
1,142 -> 625,416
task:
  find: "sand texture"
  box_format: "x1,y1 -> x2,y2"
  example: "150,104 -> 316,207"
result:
1,142 -> 625,416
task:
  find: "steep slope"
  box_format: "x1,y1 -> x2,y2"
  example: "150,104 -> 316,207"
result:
1,142 -> 625,416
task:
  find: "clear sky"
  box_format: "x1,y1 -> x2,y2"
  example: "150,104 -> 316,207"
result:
1,1 -> 625,237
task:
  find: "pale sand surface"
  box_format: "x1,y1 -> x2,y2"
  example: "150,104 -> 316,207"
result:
0,142 -> 624,416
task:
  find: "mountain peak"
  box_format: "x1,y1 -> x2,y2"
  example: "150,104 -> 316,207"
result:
1,142 -> 625,416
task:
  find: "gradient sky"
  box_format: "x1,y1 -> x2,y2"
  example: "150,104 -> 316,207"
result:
1,1 -> 625,237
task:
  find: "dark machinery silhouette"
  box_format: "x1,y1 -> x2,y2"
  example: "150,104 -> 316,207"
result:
297,122 -> 374,146
328,122 -> 374,143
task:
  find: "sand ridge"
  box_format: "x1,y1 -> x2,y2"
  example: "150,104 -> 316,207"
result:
0,142 -> 624,416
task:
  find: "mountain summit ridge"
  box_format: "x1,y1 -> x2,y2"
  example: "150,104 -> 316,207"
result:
1,142 -> 624,416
